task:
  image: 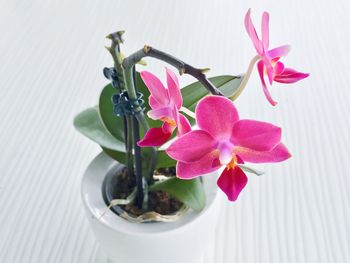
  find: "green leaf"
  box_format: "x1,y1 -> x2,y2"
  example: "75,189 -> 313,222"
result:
102,147 -> 126,164
103,147 -> 176,169
156,151 -> 176,168
98,72 -> 173,168
99,84 -> 126,142
181,75 -> 243,112
99,72 -> 161,141
73,107 -> 125,152
149,177 -> 206,212
74,104 -> 174,168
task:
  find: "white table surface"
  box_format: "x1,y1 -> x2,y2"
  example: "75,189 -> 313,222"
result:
1,0 -> 349,262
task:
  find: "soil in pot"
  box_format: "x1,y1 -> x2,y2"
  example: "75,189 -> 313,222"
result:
103,166 -> 183,217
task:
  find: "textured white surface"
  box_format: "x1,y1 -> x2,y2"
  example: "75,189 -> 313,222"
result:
0,0 -> 349,262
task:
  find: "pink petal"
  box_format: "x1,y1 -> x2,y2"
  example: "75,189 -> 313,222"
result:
234,143 -> 292,163
217,166 -> 248,201
140,71 -> 169,106
257,60 -> 278,106
177,113 -> 192,136
147,107 -> 172,120
166,130 -> 217,163
162,121 -> 175,134
176,151 -> 221,179
231,119 -> 281,151
262,56 -> 274,85
273,61 -> 285,75
245,9 -> 263,55
267,45 -> 291,59
261,12 -> 269,50
166,67 -> 182,109
149,96 -> 162,109
274,68 -> 309,83
196,96 -> 239,140
137,125 -> 173,147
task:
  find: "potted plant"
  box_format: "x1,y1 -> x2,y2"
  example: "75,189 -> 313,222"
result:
74,9 -> 308,263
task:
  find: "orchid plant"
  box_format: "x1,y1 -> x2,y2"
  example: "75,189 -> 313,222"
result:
74,9 -> 308,220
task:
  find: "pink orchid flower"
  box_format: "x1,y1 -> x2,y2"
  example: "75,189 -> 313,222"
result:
137,68 -> 191,147
245,9 -> 309,105
166,96 -> 291,201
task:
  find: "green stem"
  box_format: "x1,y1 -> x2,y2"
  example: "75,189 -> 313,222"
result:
228,55 -> 260,100
124,54 -> 158,186
135,112 -> 156,185
126,64 -> 157,186
124,67 -> 138,99
125,116 -> 134,175
180,106 -> 196,119
132,115 -> 144,208
106,31 -> 146,208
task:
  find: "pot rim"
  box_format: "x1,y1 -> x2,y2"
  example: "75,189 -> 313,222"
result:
81,152 -> 222,236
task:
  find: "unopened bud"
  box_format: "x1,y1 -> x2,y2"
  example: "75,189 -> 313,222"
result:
200,68 -> 210,74
143,45 -> 152,53
137,59 -> 147,66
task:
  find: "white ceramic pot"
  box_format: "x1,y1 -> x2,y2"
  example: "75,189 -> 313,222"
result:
81,152 -> 222,263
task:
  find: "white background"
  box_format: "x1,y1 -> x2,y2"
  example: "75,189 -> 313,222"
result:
1,0 -> 349,262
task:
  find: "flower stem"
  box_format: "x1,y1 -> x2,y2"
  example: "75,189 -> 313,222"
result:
228,55 -> 260,101
106,31 -> 147,208
125,116 -> 134,175
123,46 -> 223,96
132,115 -> 144,208
180,106 -> 196,119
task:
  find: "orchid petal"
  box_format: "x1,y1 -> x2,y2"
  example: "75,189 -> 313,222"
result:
166,130 -> 217,163
162,121 -> 176,134
262,12 -> 269,50
262,56 -> 274,85
137,126 -> 173,147
196,96 -> 239,140
166,67 -> 182,109
140,71 -> 169,106
274,68 -> 309,83
217,166 -> 248,201
273,61 -> 285,76
176,151 -> 221,179
231,119 -> 281,151
147,107 -> 172,120
245,9 -> 263,55
257,60 -> 278,106
177,113 -> 192,136
234,143 -> 291,163
267,45 -> 291,59
149,96 -> 162,109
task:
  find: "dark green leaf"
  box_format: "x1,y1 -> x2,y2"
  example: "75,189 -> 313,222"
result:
149,177 -> 206,212
104,147 -> 176,169
155,151 -> 176,168
181,75 -> 243,112
99,84 -> 126,142
102,147 -> 126,164
99,72 -> 161,142
73,107 -> 126,152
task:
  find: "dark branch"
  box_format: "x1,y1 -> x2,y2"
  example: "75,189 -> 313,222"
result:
123,46 -> 224,96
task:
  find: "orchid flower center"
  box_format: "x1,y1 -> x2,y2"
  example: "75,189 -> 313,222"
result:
217,141 -> 237,169
226,155 -> 238,170
160,117 -> 176,126
263,58 -> 279,76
